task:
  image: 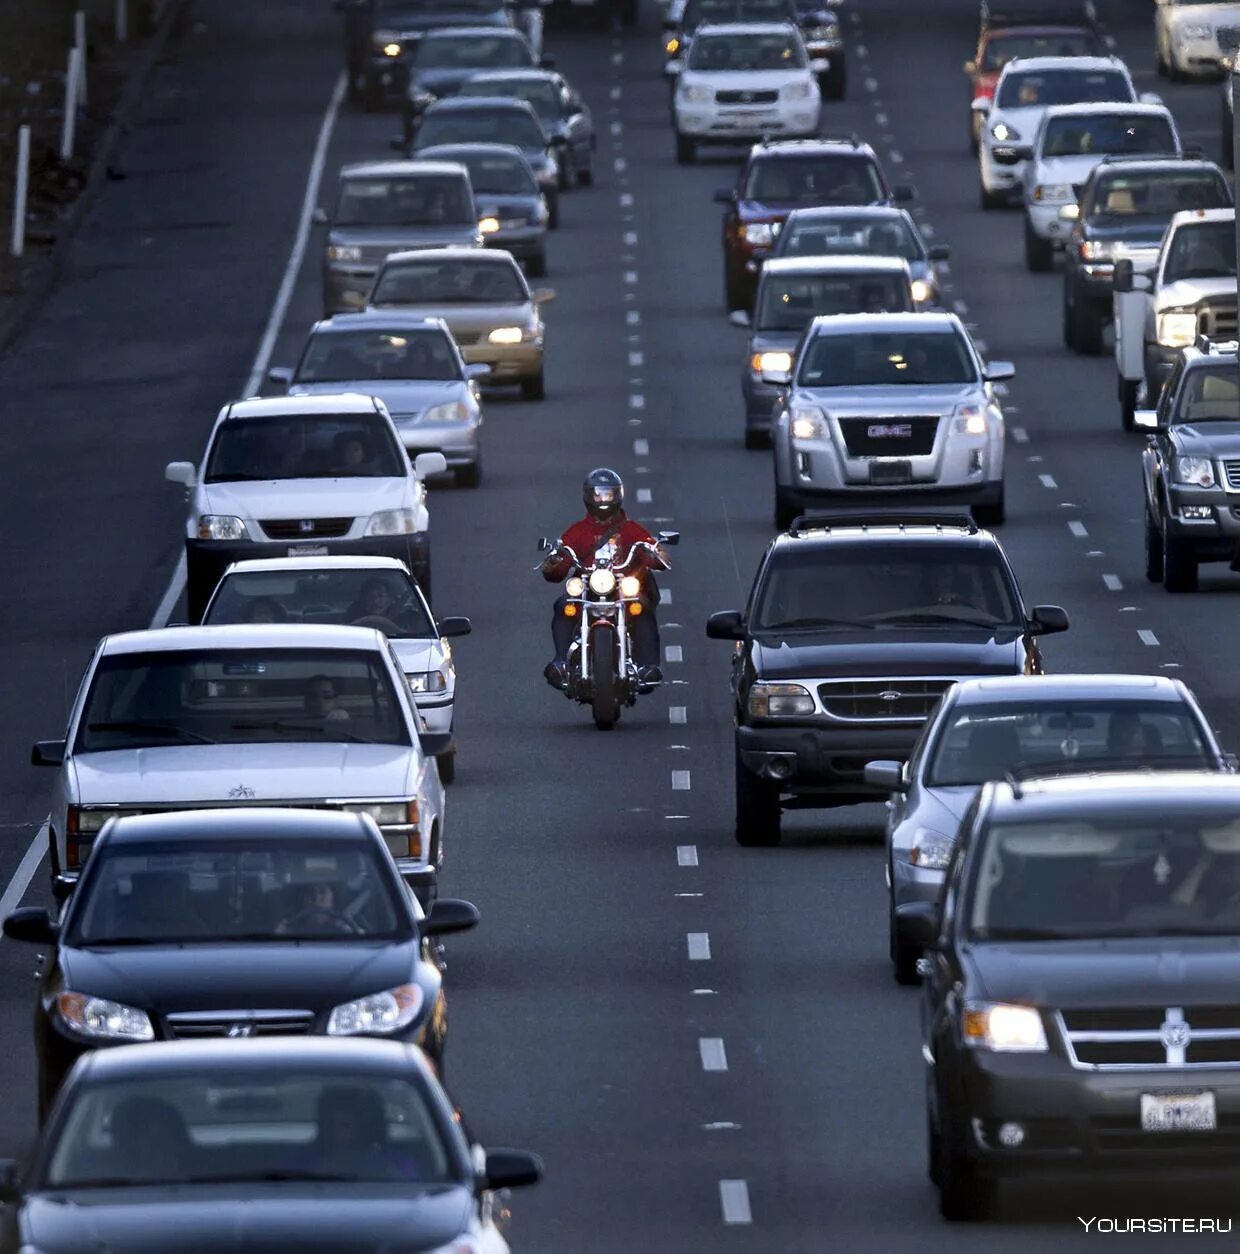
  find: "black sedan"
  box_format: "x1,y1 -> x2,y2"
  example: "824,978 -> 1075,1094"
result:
0,1037 -> 541,1252
3,808 -> 478,1118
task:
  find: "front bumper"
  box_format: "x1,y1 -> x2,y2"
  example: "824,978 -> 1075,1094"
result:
459,340 -> 543,382
1164,485 -> 1240,557
979,144 -> 1026,198
323,265 -> 378,315
891,856 -> 946,919
1171,35 -> 1227,75
413,696 -> 453,734
393,418 -> 479,468
484,225 -> 546,261
741,372 -> 780,428
1027,200 -> 1073,243
676,104 -> 819,141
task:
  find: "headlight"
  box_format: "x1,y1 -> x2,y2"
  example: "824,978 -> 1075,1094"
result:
488,325 -> 525,344
422,400 -> 471,424
619,575 -> 642,598
790,404 -> 825,440
990,121 -> 1019,142
910,278 -> 933,305
907,827 -> 954,869
56,992 -> 154,1042
327,984 -> 425,1036
341,802 -> 412,825
680,83 -> 712,103
962,1002 -> 1048,1052
1181,23 -> 1212,40
1176,455 -> 1216,488
407,670 -> 448,694
326,245 -> 362,262
197,514 -> 247,541
953,402 -> 987,435
588,568 -> 616,595
1032,184 -> 1072,204
372,30 -> 402,53
70,807 -> 143,835
478,216 -> 501,234
782,79 -> 813,100
743,222 -> 774,247
1079,240 -> 1113,263
804,24 -> 835,41
748,682 -> 815,717
1157,310 -> 1198,348
565,576 -> 584,597
534,199 -> 550,224
751,350 -> 792,376
366,508 -> 416,536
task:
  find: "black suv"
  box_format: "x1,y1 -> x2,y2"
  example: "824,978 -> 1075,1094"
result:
1063,156 -> 1230,355
912,772 -> 1240,1220
705,511 -> 1068,846
1140,336 -> 1240,593
714,137 -> 913,312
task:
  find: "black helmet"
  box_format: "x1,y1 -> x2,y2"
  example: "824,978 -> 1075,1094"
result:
583,467 -> 624,522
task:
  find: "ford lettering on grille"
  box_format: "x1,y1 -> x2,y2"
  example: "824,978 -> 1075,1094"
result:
867,422 -> 913,439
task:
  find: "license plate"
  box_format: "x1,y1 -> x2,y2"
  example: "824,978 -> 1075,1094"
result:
287,545 -> 328,557
1140,1091 -> 1216,1132
869,459 -> 912,486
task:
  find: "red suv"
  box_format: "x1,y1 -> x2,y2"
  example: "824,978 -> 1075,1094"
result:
714,137 -> 912,311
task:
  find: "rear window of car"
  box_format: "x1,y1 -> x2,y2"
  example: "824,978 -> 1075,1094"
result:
1041,112 -> 1176,158
334,175 -> 473,227
744,155 -> 884,205
981,30 -> 1099,72
996,69 -> 1130,109
755,272 -> 911,330
1090,170 -> 1228,217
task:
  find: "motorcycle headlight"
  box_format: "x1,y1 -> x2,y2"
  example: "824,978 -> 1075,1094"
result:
478,216 -> 501,234
422,400 -> 471,424
407,670 -> 448,694
619,575 -> 642,598
751,350 -> 792,377
326,984 -> 424,1036
680,83 -> 713,103
989,121 -> 1019,142
565,576 -> 584,597
748,682 -> 815,717
1032,184 -> 1072,204
907,827 -> 954,869
488,325 -> 525,344
743,222 -> 774,247
326,245 -> 362,262
197,514 -> 248,541
1157,310 -> 1198,348
588,568 -> 616,595
962,1002 -> 1048,1052
366,508 -> 416,536
56,992 -> 154,1042
1176,455 -> 1216,488
910,278 -> 933,305
953,402 -> 987,435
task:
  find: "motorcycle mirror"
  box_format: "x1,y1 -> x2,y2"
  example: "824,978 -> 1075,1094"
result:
657,530 -> 680,546
537,536 -> 550,550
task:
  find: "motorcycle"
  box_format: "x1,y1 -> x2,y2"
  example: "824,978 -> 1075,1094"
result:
536,529 -> 679,729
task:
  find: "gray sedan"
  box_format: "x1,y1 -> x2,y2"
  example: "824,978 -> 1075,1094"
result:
268,311 -> 487,487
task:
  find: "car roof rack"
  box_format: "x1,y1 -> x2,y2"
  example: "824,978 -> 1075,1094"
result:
1196,334 -> 1240,355
761,133 -> 864,150
980,1 -> 1097,32
1096,152 -> 1192,166
786,509 -> 980,536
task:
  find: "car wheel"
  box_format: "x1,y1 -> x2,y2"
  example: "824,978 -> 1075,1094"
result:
820,60 -> 846,101
744,425 -> 769,450
890,896 -> 920,986
735,746 -> 781,846
1023,215 -> 1053,272
774,482 -> 798,530
1065,288 -> 1102,355
927,1103 -> 943,1185
1120,378 -> 1139,432
521,370 -> 546,401
675,132 -> 696,165
526,250 -> 547,279
437,748 -> 456,785
455,458 -> 481,489
973,486 -> 1005,527
546,193 -> 560,230
1145,504 -> 1164,583
978,181 -> 1003,211
185,561 -> 217,626
938,1107 -> 997,1221
725,268 -> 747,312
1162,519 -> 1198,593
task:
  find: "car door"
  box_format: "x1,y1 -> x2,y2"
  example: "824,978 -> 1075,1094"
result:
562,84 -> 592,168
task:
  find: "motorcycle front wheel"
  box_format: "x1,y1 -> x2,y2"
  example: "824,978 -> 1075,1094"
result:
589,622 -> 620,730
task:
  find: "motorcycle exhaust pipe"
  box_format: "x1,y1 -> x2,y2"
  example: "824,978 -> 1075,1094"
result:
764,753 -> 796,781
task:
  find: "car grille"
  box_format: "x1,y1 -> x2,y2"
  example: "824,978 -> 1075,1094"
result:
816,677 -> 955,723
165,1010 -> 316,1040
1224,459 -> 1240,491
715,89 -> 779,104
1219,26 -> 1240,53
452,331 -> 482,346
838,416 -> 939,458
259,517 -> 353,540
1198,301 -> 1238,341
1060,1006 -> 1240,1068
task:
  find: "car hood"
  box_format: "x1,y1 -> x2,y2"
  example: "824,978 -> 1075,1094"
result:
968,937 -> 1240,1007
681,69 -> 811,92
798,382 -> 981,415
200,478 -> 412,521
1156,275 -> 1238,310
290,380 -> 463,420
1169,3 -> 1240,29
749,329 -> 801,353
1084,217 -> 1177,247
70,743 -> 417,805
1170,420 -> 1240,453
1035,152 -> 1125,189
893,785 -> 979,854
749,629 -> 1026,679
328,225 -> 480,262
987,104 -> 1052,133
368,301 -> 533,334
59,941 -> 418,1015
473,190 -> 542,217
411,67 -> 498,96
20,1187 -> 473,1253
390,637 -> 447,674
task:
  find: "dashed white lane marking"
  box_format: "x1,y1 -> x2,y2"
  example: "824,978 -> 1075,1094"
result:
1103,573 -> 1123,591
623,230 -> 638,246
1012,427 -> 1029,443
672,770 -> 692,790
700,1038 -> 728,1070
624,270 -> 638,284
629,350 -> 644,367
634,437 -> 649,455
890,149 -> 904,164
1139,629 -> 1160,647
920,222 -> 936,239
637,487 -> 653,503
626,309 -> 641,326
610,120 -> 623,136
611,51 -> 623,64
629,393 -> 645,409
1068,520 -> 1089,538
1105,33 -> 1117,49
666,644 -> 684,663
619,192 -> 634,207
865,76 -> 879,92
974,338 -> 988,355
1039,473 -> 1057,489
670,705 -> 687,724
688,932 -> 711,959
720,1180 -> 752,1224
953,299 -> 968,315
677,845 -> 699,867
610,86 -> 621,100
875,110 -> 887,126
856,43 -> 868,58
614,157 -> 627,173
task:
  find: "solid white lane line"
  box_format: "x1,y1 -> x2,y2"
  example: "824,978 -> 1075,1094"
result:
634,437 -> 649,455
720,1180 -> 752,1224
665,644 -> 683,663
1068,520 -> 1088,537
637,487 -> 652,503
1139,629 -> 1160,647
672,770 -> 691,790
678,846 -> 699,867
1103,573 -> 1123,591
0,828 -> 51,922
700,1037 -> 727,1070
150,552 -> 187,627
1039,474 -> 1057,489
688,932 -> 711,959
670,705 -> 687,723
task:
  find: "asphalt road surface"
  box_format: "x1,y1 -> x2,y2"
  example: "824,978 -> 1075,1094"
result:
1,0 -> 1238,1248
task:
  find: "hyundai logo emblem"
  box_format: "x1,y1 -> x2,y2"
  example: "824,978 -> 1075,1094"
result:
226,1023 -> 255,1039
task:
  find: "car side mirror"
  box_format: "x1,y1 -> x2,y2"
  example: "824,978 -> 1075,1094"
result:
464,362 -> 492,381
165,460 -> 196,488
311,206 -> 328,225
1029,604 -> 1070,636
706,610 -> 745,640
421,732 -> 455,760
3,907 -> 58,946
713,188 -> 735,205
1112,258 -> 1134,292
531,287 -> 556,304
927,244 -> 950,261
0,1160 -> 19,1205
436,615 -> 472,638
657,530 -> 680,546
892,184 -> 916,204
267,366 -> 294,389
1058,203 -> 1080,221
761,364 -> 792,386
422,897 -> 479,937
728,309 -> 751,328
1133,408 -> 1160,430
897,900 -> 941,953
984,360 -> 1015,382
414,452 -> 448,479
31,739 -> 66,767
863,760 -> 906,793
481,1148 -> 543,1192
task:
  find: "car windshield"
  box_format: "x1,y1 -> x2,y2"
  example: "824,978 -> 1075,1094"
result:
1173,365 -> 1240,423
416,109 -> 545,150
996,69 -> 1129,109
204,568 -> 436,637
752,543 -> 1021,631
756,272 -> 911,330
688,32 -> 806,71
683,0 -> 794,31
1162,220 -> 1237,283
371,257 -> 527,305
926,700 -> 1210,787
1091,171 -> 1228,218
295,329 -> 460,384
459,78 -> 561,120
775,213 -> 923,261
44,1072 -> 456,1189
744,156 -> 885,205
333,175 -> 472,227
797,328 -> 976,386
1041,112 -> 1176,158
968,808 -> 1240,940
421,147 -> 537,195
68,838 -> 410,946
75,649 -> 410,751
414,35 -> 532,68
981,31 -> 1098,72
205,413 -> 405,481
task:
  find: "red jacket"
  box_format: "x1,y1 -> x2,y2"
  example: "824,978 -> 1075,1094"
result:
543,513 -> 662,592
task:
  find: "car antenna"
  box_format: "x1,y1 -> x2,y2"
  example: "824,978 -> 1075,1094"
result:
1003,770 -> 1023,800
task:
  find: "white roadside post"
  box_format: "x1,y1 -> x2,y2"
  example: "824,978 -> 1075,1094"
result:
10,125 -> 30,257
75,10 -> 88,108
60,46 -> 82,161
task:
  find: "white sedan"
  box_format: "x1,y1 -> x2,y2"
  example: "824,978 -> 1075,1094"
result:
1156,0 -> 1240,79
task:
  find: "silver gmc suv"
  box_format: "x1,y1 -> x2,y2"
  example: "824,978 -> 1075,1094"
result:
768,312 -> 1013,528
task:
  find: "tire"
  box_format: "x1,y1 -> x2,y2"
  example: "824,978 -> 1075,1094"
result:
1162,519 -> 1199,593
578,160 -> 594,187
973,486 -> 1005,527
361,74 -> 384,113
520,370 -> 545,401
820,60 -> 846,101
437,749 -> 456,785
734,745 -> 781,846
1023,215 -> 1053,273
185,561 -> 217,626
455,458 -> 481,489
1065,286 -> 1103,355
774,484 -> 798,530
1156,37 -> 1169,77
979,182 -> 1003,211
1224,96 -> 1235,171
675,132 -> 696,165
1145,504 -> 1164,583
927,1102 -> 943,1184
937,1105 -> 997,1221
526,250 -> 547,279
557,159 -> 570,192
725,269 -> 746,312
546,193 -> 560,230
890,897 -> 920,986
744,425 -> 769,450
590,625 -> 620,730
1120,378 -> 1139,432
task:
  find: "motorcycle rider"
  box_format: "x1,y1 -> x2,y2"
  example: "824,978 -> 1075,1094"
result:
541,468 -> 669,692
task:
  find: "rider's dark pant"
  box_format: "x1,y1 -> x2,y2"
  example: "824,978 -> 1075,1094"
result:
551,596 -> 660,671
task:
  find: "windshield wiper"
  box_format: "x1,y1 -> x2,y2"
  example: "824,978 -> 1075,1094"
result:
204,473 -> 272,483
230,720 -> 376,744
87,721 -> 216,745
761,616 -> 872,630
182,1170 -> 365,1185
973,926 -> 1075,941
868,611 -> 999,627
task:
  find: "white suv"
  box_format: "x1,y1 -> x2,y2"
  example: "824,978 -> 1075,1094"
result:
672,22 -> 822,165
166,394 -> 445,622
1156,0 -> 1240,79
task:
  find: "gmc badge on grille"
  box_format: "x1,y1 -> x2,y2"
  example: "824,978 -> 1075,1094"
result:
867,423 -> 912,439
